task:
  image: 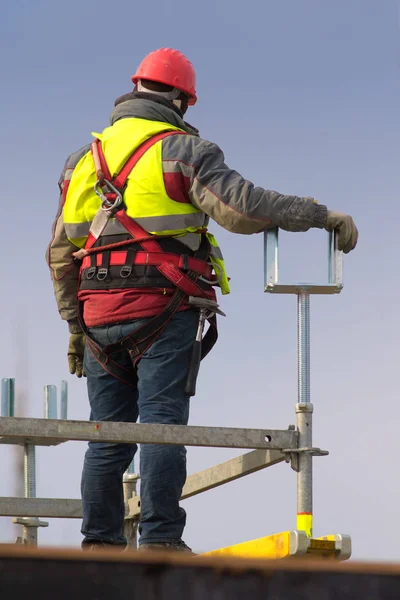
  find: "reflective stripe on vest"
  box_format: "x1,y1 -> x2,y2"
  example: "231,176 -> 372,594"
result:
64,213 -> 206,242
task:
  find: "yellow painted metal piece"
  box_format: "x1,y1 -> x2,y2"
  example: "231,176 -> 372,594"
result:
318,534 -> 341,542
307,538 -> 337,558
202,531 -> 291,559
201,530 -> 351,561
316,534 -> 352,560
297,512 -> 313,537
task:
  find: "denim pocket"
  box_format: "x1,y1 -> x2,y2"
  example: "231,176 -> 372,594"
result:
145,310 -> 198,356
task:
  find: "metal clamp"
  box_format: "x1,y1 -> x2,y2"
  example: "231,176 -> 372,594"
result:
14,517 -> 49,528
283,446 -> 329,472
264,228 -> 343,295
14,517 -> 49,546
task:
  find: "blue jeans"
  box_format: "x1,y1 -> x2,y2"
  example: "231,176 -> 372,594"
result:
80,310 -> 198,546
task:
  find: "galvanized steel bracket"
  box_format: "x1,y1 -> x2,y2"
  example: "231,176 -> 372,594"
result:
264,228 -> 343,295
283,447 -> 329,472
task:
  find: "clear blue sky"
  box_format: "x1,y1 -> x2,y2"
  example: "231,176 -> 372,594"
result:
1,0 -> 399,560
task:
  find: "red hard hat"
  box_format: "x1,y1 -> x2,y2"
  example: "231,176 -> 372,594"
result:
132,48 -> 197,106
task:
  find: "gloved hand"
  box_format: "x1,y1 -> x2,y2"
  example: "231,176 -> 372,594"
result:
68,333 -> 86,378
324,210 -> 358,254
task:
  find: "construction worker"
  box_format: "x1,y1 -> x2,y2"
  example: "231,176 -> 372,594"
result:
46,48 -> 358,554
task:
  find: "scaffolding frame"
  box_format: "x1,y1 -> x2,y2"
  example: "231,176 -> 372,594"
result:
0,230 -> 351,560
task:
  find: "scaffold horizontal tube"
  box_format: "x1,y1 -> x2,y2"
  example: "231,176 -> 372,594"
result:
0,417 -> 297,450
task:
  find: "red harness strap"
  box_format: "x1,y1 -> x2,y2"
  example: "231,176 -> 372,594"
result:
112,208 -> 161,254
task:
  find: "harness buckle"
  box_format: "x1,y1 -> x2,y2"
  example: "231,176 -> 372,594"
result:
120,266 -> 132,278
86,267 -> 97,280
97,268 -> 108,281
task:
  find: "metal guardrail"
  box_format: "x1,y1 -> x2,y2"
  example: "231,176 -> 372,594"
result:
0,417 -> 297,450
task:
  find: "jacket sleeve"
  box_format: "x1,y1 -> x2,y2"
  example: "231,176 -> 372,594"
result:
163,135 -> 328,234
46,160 -> 82,333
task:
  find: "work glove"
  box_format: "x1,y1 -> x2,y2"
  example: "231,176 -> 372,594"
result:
324,210 -> 358,254
68,332 -> 86,378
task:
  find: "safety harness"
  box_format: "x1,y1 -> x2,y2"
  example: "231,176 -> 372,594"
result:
75,130 -> 219,387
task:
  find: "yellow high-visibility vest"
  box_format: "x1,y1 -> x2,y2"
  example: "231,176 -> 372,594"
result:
64,117 -> 230,294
